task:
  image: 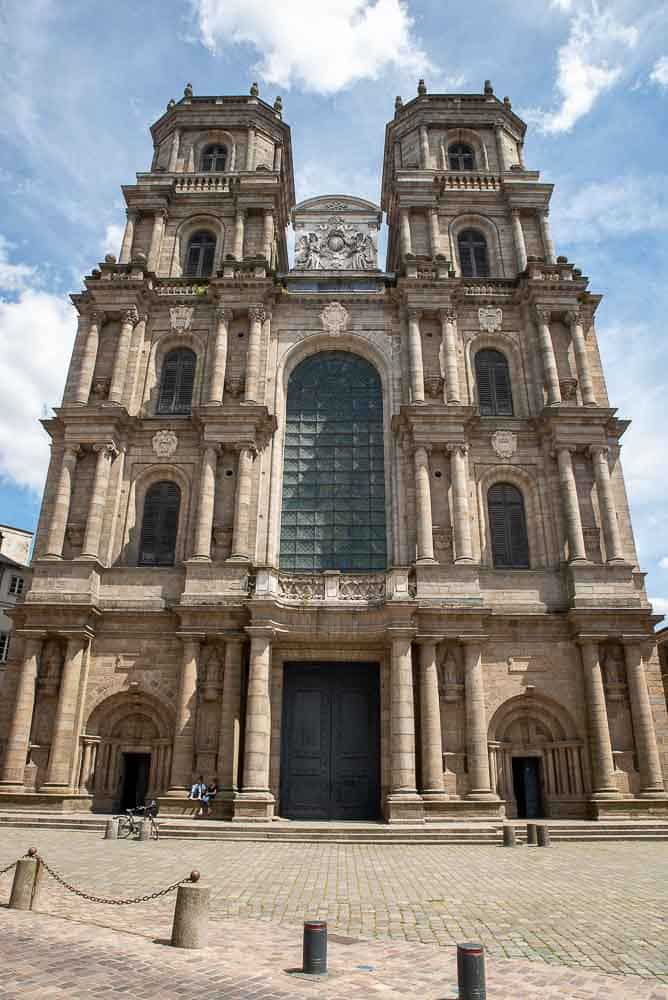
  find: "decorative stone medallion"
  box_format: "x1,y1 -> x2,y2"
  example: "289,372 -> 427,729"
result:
478,305 -> 502,333
152,429 -> 178,457
320,301 -> 350,336
491,430 -> 517,459
169,305 -> 194,332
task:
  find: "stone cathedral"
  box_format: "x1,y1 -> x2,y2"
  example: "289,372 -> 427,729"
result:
0,79 -> 666,824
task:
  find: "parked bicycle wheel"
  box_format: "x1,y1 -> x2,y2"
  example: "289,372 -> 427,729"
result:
117,816 -> 133,839
150,819 -> 159,841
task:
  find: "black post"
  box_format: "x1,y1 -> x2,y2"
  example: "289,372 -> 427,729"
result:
303,920 -> 327,975
502,825 -> 516,847
457,942 -> 486,1000
526,822 -> 538,845
537,824 -> 551,848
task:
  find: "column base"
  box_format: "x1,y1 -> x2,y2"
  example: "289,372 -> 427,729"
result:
638,788 -> 667,799
420,789 -> 449,802
385,792 -> 425,823
591,789 -> 623,800
466,790 -> 500,802
226,555 -> 251,564
39,783 -> 73,795
165,786 -> 191,798
233,790 -> 275,822
415,557 -> 437,565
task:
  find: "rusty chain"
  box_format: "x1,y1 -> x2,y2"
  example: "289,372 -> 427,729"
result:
0,861 -> 16,877
33,853 -> 199,905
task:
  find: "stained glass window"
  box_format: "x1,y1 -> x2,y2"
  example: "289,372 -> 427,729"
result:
280,352 -> 387,573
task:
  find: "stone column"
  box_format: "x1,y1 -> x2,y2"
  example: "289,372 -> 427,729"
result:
419,125 -> 430,168
218,636 -> 244,796
229,445 -> 255,561
262,209 -> 274,265
537,209 -> 556,264
407,309 -> 425,403
235,630 -> 274,820
429,208 -> 440,257
71,310 -> 103,405
273,142 -> 283,173
462,640 -> 495,799
0,636 -> 42,788
448,444 -> 474,563
245,126 -> 256,171
168,128 -> 181,172
387,632 -> 423,821
192,445 -> 219,560
579,640 -> 619,797
413,446 -> 435,562
233,208 -> 246,261
589,446 -> 624,563
399,208 -> 412,258
556,446 -> 587,563
244,305 -> 265,403
511,209 -> 527,273
207,307 -> 231,404
534,306 -> 562,406
44,445 -> 79,558
108,307 -> 138,404
147,209 -> 166,273
494,122 -> 507,172
167,637 -> 201,794
418,641 -> 447,799
566,309 -> 596,406
80,443 -> 118,560
43,635 -> 89,791
440,308 -> 460,404
624,643 -> 665,796
119,211 -> 137,264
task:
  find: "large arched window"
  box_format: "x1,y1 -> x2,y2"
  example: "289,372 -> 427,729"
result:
280,352 -> 386,573
449,142 -> 475,171
458,228 -> 490,277
487,483 -> 529,569
475,349 -> 513,416
138,481 -> 181,567
184,231 -> 216,278
201,144 -> 227,172
157,348 -> 196,415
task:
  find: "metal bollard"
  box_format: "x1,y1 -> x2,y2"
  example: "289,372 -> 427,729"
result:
303,920 -> 328,975
9,855 -> 40,911
138,819 -> 151,842
104,818 -> 118,840
502,825 -> 516,847
537,824 -> 551,848
457,941 -> 486,1000
526,822 -> 538,846
171,872 -> 210,949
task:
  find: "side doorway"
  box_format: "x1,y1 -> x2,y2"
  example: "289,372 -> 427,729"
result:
512,756 -> 543,819
120,753 -> 151,811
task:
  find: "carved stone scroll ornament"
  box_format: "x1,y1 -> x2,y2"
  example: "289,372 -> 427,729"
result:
491,430 -> 518,459
169,305 -> 194,332
478,306 -> 502,333
152,429 -> 178,457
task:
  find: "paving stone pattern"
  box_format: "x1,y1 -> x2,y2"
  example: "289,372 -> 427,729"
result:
0,830 -> 666,998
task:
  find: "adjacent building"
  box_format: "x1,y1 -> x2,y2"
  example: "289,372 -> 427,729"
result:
0,79 -> 665,821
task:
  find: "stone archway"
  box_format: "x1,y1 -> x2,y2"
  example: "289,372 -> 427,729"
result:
79,692 -> 174,810
488,694 -> 586,819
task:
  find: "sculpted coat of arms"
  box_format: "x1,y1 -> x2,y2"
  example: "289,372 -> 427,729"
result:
491,430 -> 517,459
152,430 -> 178,457
295,218 -> 376,271
320,302 -> 349,336
169,305 -> 194,332
478,306 -> 502,333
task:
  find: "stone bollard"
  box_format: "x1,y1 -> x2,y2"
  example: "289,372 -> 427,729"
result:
138,819 -> 151,842
104,818 -> 119,840
303,920 -> 328,975
457,941 -> 486,999
9,854 -> 40,911
502,825 -> 516,847
171,872 -> 209,949
537,825 -> 551,848
526,822 -> 538,846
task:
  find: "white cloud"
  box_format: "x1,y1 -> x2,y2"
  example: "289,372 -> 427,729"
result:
194,0 -> 434,93
523,3 -> 638,133
650,55 -> 668,88
650,597 -> 668,617
659,557 -> 668,570
101,223 -> 124,258
0,237 -> 74,492
551,175 -> 668,245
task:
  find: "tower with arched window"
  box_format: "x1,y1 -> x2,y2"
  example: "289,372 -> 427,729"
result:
2,80 -> 665,827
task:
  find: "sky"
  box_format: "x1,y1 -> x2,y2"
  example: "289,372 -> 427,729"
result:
0,0 -> 666,616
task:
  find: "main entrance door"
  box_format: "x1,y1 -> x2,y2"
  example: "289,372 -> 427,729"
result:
512,756 -> 543,819
281,663 -> 380,821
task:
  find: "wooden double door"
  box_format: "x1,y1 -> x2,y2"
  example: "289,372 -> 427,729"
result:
280,662 -> 380,821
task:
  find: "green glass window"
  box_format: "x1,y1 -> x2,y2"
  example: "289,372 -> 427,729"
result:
280,351 -> 387,573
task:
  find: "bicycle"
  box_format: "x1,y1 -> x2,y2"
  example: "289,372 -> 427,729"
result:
115,805 -> 159,841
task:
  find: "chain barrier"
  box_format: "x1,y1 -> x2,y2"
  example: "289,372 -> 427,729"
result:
0,861 -> 16,877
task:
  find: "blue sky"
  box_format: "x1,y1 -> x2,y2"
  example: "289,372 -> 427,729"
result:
0,0 -> 666,614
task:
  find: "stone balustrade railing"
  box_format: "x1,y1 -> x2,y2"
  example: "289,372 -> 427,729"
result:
174,173 -> 232,193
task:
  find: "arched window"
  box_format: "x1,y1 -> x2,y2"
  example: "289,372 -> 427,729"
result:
138,481 -> 181,567
280,352 -> 386,573
184,231 -> 216,278
449,142 -> 475,171
458,228 -> 490,277
201,144 -> 227,172
157,348 -> 196,415
487,483 -> 529,569
475,349 -> 513,416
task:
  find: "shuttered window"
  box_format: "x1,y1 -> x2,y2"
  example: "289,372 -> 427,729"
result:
458,228 -> 490,278
157,348 -> 196,415
138,481 -> 181,567
488,483 -> 529,569
184,231 -> 216,278
448,142 -> 475,171
201,144 -> 227,172
475,349 -> 513,416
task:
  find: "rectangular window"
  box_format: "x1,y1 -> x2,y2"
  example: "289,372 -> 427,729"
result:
0,633 -> 9,663
9,576 -> 24,596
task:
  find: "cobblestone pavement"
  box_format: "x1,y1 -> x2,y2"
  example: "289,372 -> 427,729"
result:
0,829 -> 666,997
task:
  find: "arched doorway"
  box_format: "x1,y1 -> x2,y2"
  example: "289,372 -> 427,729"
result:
79,692 -> 174,812
488,694 -> 586,819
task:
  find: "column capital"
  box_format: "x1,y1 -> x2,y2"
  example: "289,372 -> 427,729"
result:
154,207 -> 168,221
564,308 -> 581,327
407,307 -> 422,322
232,441 -> 257,457
458,634 -> 488,648
215,305 -> 233,324
82,307 -> 105,325
93,441 -> 119,460
63,443 -> 81,460
235,206 -> 247,219
511,207 -> 521,218
446,442 -> 469,456
440,307 -> 457,324
245,625 -> 275,642
533,304 -> 552,324
537,207 -> 549,219
553,444 -> 577,458
248,304 -> 266,324
588,444 -> 609,459
125,208 -> 139,221
121,306 -> 139,326
176,632 -> 205,646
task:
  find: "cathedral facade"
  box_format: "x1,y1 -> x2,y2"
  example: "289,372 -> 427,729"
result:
0,80 -> 666,823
